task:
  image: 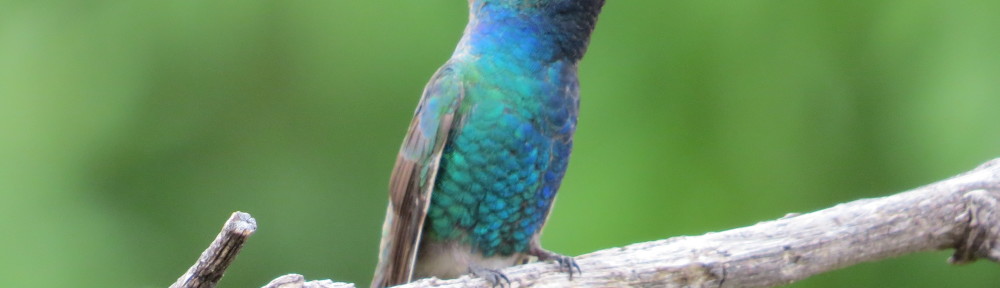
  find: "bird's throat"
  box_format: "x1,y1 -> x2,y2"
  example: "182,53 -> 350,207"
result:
455,0 -> 604,63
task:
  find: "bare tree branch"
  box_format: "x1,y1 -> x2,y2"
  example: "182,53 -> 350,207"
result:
171,211 -> 257,288
170,159 -> 999,287
262,158 -> 1000,288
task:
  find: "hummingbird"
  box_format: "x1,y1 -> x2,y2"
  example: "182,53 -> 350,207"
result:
372,1 -> 604,287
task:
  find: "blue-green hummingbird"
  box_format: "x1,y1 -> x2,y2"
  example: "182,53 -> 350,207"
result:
373,1 -> 604,287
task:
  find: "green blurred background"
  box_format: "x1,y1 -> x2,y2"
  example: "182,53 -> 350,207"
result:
2,1 -> 999,287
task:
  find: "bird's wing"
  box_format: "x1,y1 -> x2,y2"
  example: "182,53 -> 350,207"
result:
372,64 -> 465,288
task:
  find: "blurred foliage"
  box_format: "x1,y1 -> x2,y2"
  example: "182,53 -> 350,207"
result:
1,1 -> 999,287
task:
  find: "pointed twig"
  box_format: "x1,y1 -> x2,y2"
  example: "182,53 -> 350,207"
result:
171,211 -> 258,288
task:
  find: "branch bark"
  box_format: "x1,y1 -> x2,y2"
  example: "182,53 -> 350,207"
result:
262,158 -> 1000,287
171,211 -> 257,288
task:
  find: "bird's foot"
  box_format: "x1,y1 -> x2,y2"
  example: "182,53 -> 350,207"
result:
469,265 -> 511,288
529,247 -> 581,280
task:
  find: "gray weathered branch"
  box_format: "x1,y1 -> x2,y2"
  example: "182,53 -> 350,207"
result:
172,159 -> 999,287
265,158 -> 1000,287
171,211 -> 257,288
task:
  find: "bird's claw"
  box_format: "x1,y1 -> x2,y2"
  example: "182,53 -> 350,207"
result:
547,254 -> 581,279
560,255 -> 582,278
531,248 -> 581,280
471,266 -> 511,288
